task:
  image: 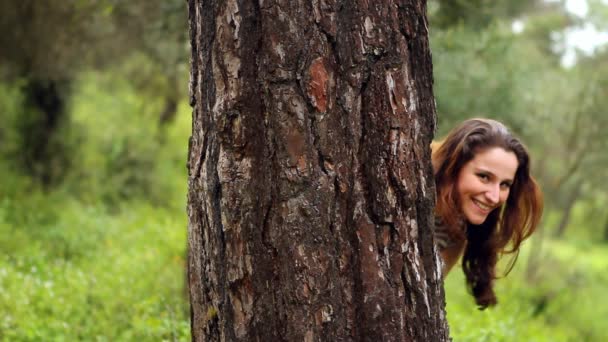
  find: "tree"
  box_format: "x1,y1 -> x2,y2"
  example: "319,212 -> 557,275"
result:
0,0 -> 188,184
0,1 -> 100,184
186,0 -> 449,340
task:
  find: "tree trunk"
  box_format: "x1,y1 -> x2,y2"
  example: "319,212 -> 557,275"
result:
186,1 -> 449,341
602,214 -> 608,242
159,94 -> 179,126
525,225 -> 544,283
159,74 -> 181,127
553,179 -> 582,238
20,77 -> 71,186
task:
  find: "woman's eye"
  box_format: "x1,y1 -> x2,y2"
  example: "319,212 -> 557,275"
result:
500,182 -> 512,189
477,173 -> 489,181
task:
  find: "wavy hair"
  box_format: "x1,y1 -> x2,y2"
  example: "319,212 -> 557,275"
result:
432,118 -> 543,309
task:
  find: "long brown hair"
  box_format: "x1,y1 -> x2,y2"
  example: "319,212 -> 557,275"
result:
432,118 -> 543,309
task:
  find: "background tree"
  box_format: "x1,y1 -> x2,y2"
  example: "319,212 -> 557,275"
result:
431,0 -> 544,29
0,0 -> 188,185
186,0 -> 449,340
0,1 -> 102,184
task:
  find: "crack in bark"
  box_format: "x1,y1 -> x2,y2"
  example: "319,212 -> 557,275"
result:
344,192 -> 364,340
192,131 -> 208,181
188,0 -> 200,107
205,134 -> 231,339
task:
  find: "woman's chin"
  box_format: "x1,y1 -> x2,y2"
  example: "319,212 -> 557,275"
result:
464,212 -> 488,225
462,202 -> 493,225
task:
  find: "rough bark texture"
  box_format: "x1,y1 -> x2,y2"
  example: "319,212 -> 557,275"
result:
186,0 -> 449,340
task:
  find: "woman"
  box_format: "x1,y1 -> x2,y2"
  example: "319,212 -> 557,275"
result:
432,118 -> 543,309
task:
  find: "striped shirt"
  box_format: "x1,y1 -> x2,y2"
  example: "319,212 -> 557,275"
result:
433,216 -> 465,250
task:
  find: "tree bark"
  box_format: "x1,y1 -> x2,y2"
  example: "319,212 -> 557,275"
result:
186,0 -> 449,341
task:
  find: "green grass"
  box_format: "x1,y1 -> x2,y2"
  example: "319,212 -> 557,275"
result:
0,70 -> 192,340
0,179 -> 190,341
4,171 -> 605,341
444,237 -> 608,341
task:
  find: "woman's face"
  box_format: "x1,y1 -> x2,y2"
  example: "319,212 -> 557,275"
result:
456,147 -> 518,225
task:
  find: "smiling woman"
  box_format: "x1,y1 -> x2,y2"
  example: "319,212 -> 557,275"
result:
431,118 -> 544,309
457,147 -> 518,225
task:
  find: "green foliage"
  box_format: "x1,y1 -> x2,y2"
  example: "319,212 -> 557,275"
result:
430,3 -> 608,339
67,70 -> 160,203
0,181 -> 190,340
588,0 -> 608,30
0,79 -> 77,185
0,0 -> 187,81
0,83 -> 191,339
0,0 -> 188,186
1,60 -> 188,206
431,22 -> 527,135
0,81 -> 26,158
430,0 -> 608,240
56,67 -> 189,207
445,239 -> 608,341
429,0 -> 539,29
0,1 -> 100,79
0,59 -> 192,339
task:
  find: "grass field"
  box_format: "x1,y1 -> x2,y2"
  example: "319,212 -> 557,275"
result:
2,173 -> 606,341
1,74 -> 606,341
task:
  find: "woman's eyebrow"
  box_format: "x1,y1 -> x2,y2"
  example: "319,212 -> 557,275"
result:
474,167 -> 494,176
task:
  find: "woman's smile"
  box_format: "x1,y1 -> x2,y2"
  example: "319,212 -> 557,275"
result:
472,198 -> 493,212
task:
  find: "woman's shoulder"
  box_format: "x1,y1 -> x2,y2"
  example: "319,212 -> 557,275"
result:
433,215 -> 465,249
434,216 -> 467,275
433,216 -> 453,249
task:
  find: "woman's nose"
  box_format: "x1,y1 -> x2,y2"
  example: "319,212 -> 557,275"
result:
485,184 -> 500,204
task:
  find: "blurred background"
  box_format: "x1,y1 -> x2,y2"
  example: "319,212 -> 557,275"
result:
431,1 -> 608,341
0,0 -> 605,340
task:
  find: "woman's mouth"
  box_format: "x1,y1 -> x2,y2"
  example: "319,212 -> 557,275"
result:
472,199 -> 493,212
